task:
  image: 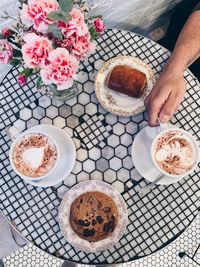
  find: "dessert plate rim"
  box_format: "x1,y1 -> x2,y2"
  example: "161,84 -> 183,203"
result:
58,180 -> 128,252
95,55 -> 156,117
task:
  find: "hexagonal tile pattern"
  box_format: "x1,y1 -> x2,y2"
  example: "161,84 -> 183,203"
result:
113,123 -> 126,136
96,158 -> 109,172
53,117 -> 66,128
104,169 -> 117,183
101,146 -> 114,160
76,148 -> 88,161
46,106 -> 58,119
19,107 -> 32,121
89,147 -> 101,161
120,133 -> 133,147
66,115 -> 79,128
83,81 -> 94,94
107,134 -> 120,148
78,92 -> 90,105
59,104 -> 71,118
32,107 -> 45,120
39,95 -> 51,108
72,103 -> 85,117
77,70 -> 88,83
126,121 -> 138,135
115,145 -> 128,159
1,29 -> 199,266
109,157 -> 122,171
83,159 -> 95,173
26,118 -> 39,128
85,103 -> 97,116
13,119 -> 26,131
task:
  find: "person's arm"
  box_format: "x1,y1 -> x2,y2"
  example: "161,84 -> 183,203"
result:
145,10 -> 200,126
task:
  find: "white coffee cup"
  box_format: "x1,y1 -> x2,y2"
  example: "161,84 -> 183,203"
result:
9,126 -> 60,181
151,128 -> 199,179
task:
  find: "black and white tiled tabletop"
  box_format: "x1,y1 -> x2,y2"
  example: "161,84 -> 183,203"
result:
2,214 -> 200,267
0,29 -> 199,265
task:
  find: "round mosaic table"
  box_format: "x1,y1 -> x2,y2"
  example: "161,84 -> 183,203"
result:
0,29 -> 199,265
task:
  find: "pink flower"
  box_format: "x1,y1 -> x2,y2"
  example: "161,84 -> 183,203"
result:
70,8 -> 88,36
40,48 -> 79,90
58,21 -> 78,38
94,18 -> 105,33
58,8 -> 88,38
21,0 -> 59,33
17,74 -> 28,86
72,33 -> 95,60
0,39 -> 13,64
2,28 -> 12,38
22,33 -> 53,69
57,35 -> 76,51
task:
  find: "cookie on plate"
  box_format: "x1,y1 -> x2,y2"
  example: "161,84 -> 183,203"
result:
70,191 -> 118,242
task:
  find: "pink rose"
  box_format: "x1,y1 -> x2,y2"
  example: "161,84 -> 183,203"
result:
0,39 -> 13,64
22,33 -> 53,69
2,28 -> 12,38
72,33 -> 95,60
40,48 -> 79,90
17,74 -> 28,86
21,0 -> 59,33
94,18 -> 105,33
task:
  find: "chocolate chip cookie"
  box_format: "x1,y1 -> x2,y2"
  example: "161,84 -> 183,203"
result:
70,191 -> 118,242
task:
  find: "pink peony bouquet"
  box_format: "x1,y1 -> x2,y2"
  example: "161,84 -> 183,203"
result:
0,0 -> 105,92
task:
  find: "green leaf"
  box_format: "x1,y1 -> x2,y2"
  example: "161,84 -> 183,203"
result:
10,58 -> 20,66
59,0 -> 73,13
13,49 -> 22,58
47,11 -> 67,22
7,37 -> 21,49
48,23 -> 63,40
89,27 -> 99,41
32,68 -> 40,74
36,77 -> 43,89
20,68 -> 33,77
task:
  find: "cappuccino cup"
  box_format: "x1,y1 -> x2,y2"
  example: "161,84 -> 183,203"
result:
9,127 -> 60,181
151,128 -> 199,178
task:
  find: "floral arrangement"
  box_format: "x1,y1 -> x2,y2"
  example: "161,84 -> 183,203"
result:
0,0 -> 105,94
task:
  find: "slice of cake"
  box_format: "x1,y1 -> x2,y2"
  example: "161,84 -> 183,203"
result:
70,192 -> 118,242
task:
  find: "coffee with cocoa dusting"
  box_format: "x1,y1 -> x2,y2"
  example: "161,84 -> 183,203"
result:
153,130 -> 196,176
12,133 -> 57,178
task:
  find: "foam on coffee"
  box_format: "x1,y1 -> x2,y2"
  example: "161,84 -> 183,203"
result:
153,130 -> 196,175
12,133 -> 57,178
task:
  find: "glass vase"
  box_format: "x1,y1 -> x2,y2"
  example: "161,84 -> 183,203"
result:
47,81 -> 79,101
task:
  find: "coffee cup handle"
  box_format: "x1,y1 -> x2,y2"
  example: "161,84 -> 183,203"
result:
6,126 -> 22,141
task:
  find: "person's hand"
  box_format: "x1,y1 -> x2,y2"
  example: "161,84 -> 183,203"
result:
144,66 -> 186,126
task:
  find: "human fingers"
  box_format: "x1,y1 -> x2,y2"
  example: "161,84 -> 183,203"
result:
144,93 -> 151,108
148,102 -> 161,127
148,87 -> 171,126
159,91 -> 183,123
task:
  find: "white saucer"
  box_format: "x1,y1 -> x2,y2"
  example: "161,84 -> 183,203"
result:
131,125 -> 183,185
24,125 -> 76,187
58,180 -> 128,253
95,56 -> 156,117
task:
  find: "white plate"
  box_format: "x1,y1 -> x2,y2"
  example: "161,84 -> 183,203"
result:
131,125 -> 184,185
23,125 -> 76,187
95,56 -> 156,117
58,180 -> 128,252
